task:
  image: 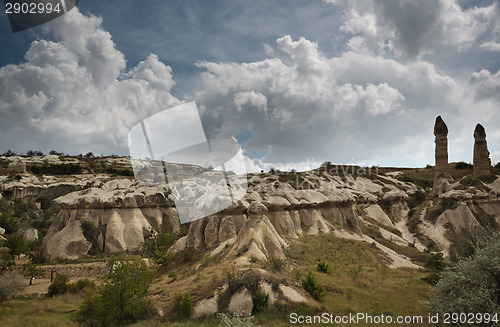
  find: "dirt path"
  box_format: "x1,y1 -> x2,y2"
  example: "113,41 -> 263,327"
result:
9,259 -> 107,296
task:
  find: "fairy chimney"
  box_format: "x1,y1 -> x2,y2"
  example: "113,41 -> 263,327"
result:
434,116 -> 449,179
473,124 -> 491,177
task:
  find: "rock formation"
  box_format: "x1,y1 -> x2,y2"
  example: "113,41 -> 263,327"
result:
473,124 -> 491,177
434,116 -> 450,180
8,160 -> 26,174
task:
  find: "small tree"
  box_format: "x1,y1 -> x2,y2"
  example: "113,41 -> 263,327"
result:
0,212 -> 18,233
23,264 -> 44,285
77,260 -> 154,326
174,293 -> 194,318
5,235 -> 26,259
302,271 -> 324,301
316,259 -> 329,273
48,274 -> 69,296
0,271 -> 25,301
428,233 -> 500,321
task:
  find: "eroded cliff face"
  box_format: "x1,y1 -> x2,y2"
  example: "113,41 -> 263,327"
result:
35,170 -> 422,263
2,163 -> 497,265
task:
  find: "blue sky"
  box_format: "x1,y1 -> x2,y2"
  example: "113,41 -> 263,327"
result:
0,0 -> 499,170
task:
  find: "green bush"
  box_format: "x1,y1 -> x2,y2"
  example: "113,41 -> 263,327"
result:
30,163 -> 82,175
301,271 -> 324,301
252,287 -> 269,313
425,253 -> 446,271
217,311 -> 254,327
5,235 -> 26,259
77,260 -> 154,326
455,161 -> 473,170
68,279 -> 95,293
422,273 -> 441,286
48,274 -> 70,296
0,212 -> 18,233
428,233 -> 500,321
0,271 -> 25,301
168,271 -> 177,278
406,191 -> 427,210
316,259 -> 329,273
268,258 -> 285,272
174,293 -> 194,318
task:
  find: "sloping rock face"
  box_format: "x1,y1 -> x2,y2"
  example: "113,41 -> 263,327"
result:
473,124 -> 491,177
39,181 -> 180,261
28,163 -> 499,263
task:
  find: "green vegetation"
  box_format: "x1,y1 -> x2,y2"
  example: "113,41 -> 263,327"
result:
252,287 -> 269,313
48,274 -> 70,296
424,253 -> 446,271
425,198 -> 458,224
48,275 -> 96,297
428,233 -> 500,322
406,191 -> 427,210
77,260 -> 154,326
217,311 -> 255,327
266,258 -> 285,272
286,233 -> 431,320
174,293 -> 195,318
301,271 -> 324,300
0,271 -> 24,301
30,163 -> 83,175
0,212 -> 18,233
471,202 -> 498,232
455,161 -> 473,170
316,259 -> 329,273
143,221 -> 187,267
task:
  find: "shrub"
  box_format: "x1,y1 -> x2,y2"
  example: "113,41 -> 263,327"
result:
425,253 -> 446,271
69,279 -> 95,293
316,259 -> 329,273
422,273 -> 441,286
268,258 -> 285,272
174,293 -> 194,318
428,233 -> 500,320
0,271 -> 25,301
217,311 -> 254,327
168,271 -> 177,278
2,150 -> 16,156
0,212 -> 18,233
5,235 -> 26,259
30,163 -> 82,175
495,162 -> 500,169
301,271 -> 324,301
48,274 -> 70,296
252,287 -> 269,313
77,260 -> 154,326
455,161 -> 473,170
406,191 -> 427,210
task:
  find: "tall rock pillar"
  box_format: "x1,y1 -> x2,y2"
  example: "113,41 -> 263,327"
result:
473,124 -> 491,177
434,116 -> 450,180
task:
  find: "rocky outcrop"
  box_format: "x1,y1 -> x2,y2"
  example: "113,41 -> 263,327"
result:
23,228 -> 38,242
433,116 -> 452,195
473,124 -> 491,177
8,160 -> 26,174
434,116 -> 450,180
228,287 -> 253,315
